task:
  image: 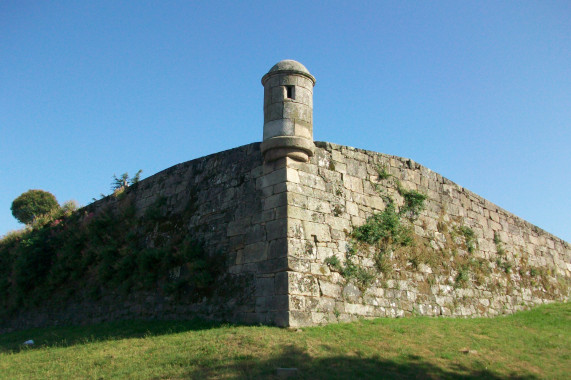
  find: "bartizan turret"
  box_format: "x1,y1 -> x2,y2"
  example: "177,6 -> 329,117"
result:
261,60 -> 316,163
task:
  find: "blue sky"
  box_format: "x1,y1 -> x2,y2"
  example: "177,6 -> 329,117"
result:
1,1 -> 570,242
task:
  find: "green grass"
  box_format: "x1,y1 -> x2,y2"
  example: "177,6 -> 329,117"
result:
1,303 -> 569,379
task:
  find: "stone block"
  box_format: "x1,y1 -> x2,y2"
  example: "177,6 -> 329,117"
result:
287,205 -> 315,222
259,257 -> 289,273
307,197 -> 331,213
284,183 -> 308,197
288,257 -> 311,273
264,119 -> 295,140
227,217 -> 251,237
310,263 -> 329,275
346,159 -> 368,179
319,280 -> 342,298
268,238 -> 288,259
243,242 -> 268,263
257,168 -> 287,190
289,294 -> 305,310
319,167 -> 342,183
345,303 -> 373,315
275,271 -> 289,295
286,168 -> 300,183
316,246 -> 334,261
298,171 -> 326,191
264,192 -> 287,210
245,224 -> 266,244
343,175 -> 363,193
271,295 -> 289,311
256,276 -> 275,297
264,103 -> 284,122
295,86 -> 313,107
330,228 -> 346,240
289,311 -> 314,327
302,220 -> 331,242
343,283 -> 362,303
324,215 -> 351,232
271,86 -> 284,103
288,238 -> 312,258
287,218 -> 304,239
288,272 -> 320,296
288,192 -> 308,208
252,209 -> 275,224
275,205 -> 287,219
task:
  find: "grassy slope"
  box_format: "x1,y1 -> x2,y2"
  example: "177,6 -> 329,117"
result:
0,303 -> 569,379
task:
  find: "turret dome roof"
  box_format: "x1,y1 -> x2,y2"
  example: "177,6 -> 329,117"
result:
262,60 -> 315,85
269,60 -> 311,74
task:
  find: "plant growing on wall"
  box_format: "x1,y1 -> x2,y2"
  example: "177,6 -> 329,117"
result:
326,166 -> 427,289
11,190 -> 60,225
111,170 -> 143,190
0,189 -> 221,316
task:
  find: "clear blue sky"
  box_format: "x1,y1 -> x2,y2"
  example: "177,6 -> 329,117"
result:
1,1 -> 570,242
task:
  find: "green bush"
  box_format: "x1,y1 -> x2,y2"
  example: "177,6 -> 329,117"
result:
11,190 -> 60,225
399,189 -> 427,220
352,201 -> 407,246
0,194 -> 220,315
337,173 -> 427,290
459,226 -> 476,253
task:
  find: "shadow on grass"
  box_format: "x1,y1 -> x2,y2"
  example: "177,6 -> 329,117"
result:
192,345 -> 538,380
0,318 -> 232,353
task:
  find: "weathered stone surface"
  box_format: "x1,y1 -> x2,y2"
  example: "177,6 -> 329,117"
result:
262,60 -> 315,163
3,62 -> 569,333
285,141 -> 570,327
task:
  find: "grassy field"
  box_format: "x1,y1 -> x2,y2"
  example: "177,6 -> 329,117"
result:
0,303 -> 569,379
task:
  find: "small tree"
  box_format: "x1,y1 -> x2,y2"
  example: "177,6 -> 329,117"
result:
111,170 -> 143,191
11,190 -> 60,225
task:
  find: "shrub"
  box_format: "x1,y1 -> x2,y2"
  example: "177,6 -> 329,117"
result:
459,226 -> 476,253
11,190 -> 59,225
0,192 -> 219,315
399,189 -> 427,220
111,170 -> 143,191
375,164 -> 391,180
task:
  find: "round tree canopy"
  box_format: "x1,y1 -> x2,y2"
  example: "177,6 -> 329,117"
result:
11,189 -> 59,225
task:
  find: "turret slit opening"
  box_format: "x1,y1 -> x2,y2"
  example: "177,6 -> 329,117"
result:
286,85 -> 295,100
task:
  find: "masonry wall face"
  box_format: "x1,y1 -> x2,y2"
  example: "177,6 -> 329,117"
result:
3,141 -> 570,332
283,142 -> 570,326
2,143 -> 292,332
130,142 -> 291,325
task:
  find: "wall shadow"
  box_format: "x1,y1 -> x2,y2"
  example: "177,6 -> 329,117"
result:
190,345 -> 539,380
1,321 -> 542,379
0,318 -> 233,353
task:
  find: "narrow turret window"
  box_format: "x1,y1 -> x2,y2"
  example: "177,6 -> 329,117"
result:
286,85 -> 295,100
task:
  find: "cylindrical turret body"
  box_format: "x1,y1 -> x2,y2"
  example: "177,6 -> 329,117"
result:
261,60 -> 316,163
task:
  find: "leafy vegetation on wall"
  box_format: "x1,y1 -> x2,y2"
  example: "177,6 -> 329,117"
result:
0,191 -> 222,317
10,190 -> 60,225
326,164 -> 568,301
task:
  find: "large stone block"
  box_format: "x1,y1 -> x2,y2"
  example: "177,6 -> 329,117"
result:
266,218 -> 287,241
288,272 -> 320,297
243,242 -> 268,263
263,119 -> 295,140
256,276 -> 275,297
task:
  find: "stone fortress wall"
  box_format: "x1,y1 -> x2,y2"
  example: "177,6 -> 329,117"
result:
1,143 -> 293,332
6,138 -> 568,332
282,142 -> 570,326
2,60 -> 569,332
